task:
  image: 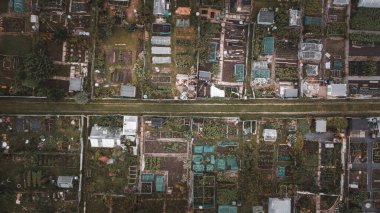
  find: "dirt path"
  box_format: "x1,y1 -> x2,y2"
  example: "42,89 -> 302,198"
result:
127,0 -> 139,23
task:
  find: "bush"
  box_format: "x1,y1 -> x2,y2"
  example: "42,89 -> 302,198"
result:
74,91 -> 89,104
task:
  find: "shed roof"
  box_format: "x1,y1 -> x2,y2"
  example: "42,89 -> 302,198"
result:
210,85 -> 225,97
351,118 -> 369,131
358,0 -> 380,8
152,57 -> 171,64
89,126 -> 123,148
69,77 -> 83,92
152,46 -> 171,55
316,119 -> 327,133
263,37 -> 274,55
120,85 -> 136,97
333,0 -> 349,5
327,84 -> 347,97
284,88 -> 298,98
268,198 -> 291,213
263,129 -> 277,141
199,71 -> 212,81
257,9 -> 274,25
176,19 -> 190,27
151,36 -> 171,46
153,0 -> 166,15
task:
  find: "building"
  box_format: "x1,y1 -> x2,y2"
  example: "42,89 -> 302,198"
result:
123,116 -> 139,155
57,176 -> 75,188
263,129 -> 277,141
358,0 -> 380,8
350,118 -> 369,138
151,46 -> 171,55
120,85 -> 136,98
327,84 -> 347,98
289,9 -> 301,27
199,71 -> 212,81
268,198 -> 291,213
282,88 -> 298,98
257,9 -> 274,25
316,119 -> 327,133
89,126 -> 123,148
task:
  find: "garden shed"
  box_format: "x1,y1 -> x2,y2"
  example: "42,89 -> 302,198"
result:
57,176 -> 75,189
199,71 -> 212,81
257,8 -> 274,25
151,36 -> 171,46
120,85 -> 136,98
69,77 -> 83,92
327,84 -> 347,97
153,0 -> 166,15
316,119 -> 327,133
268,198 -> 291,213
152,57 -> 172,64
89,126 -> 123,148
304,16 -> 323,26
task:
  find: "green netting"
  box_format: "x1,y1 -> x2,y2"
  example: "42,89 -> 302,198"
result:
204,145 -> 215,153
253,69 -> 270,79
194,146 -> 204,154
218,141 -> 238,147
193,164 -> 205,173
209,42 -> 218,62
217,159 -> 226,171
193,155 -> 203,164
234,64 -> 245,82
277,166 -> 286,177
304,16 -> 322,26
206,164 -> 214,172
333,60 -> 343,69
263,37 -> 274,55
218,205 -> 238,213
141,173 -> 155,182
13,0 -> 24,13
226,156 -> 238,171
155,175 -> 165,192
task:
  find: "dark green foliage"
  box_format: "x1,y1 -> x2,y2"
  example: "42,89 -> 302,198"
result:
351,8 -> 380,31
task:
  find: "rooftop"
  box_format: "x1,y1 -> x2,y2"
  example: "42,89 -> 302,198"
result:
120,85 -> 136,98
327,84 -> 347,97
289,9 -> 301,27
268,198 -> 291,213
316,119 -> 327,133
257,9 -> 274,25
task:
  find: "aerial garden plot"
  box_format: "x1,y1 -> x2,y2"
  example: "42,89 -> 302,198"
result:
191,118 -> 241,210
0,116 -> 82,212
138,117 -> 191,212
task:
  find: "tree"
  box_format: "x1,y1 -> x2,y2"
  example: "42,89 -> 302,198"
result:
74,92 -> 89,104
47,88 -> 65,100
17,51 -> 55,90
327,117 -> 348,132
54,27 -> 69,41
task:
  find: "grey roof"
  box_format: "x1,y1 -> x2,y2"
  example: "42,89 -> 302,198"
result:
120,85 -> 136,97
153,0 -> 166,15
69,77 -> 83,92
328,84 -> 347,97
284,88 -> 298,98
316,119 -> 327,133
151,36 -> 171,46
351,118 -> 369,131
152,46 -> 171,55
90,126 -> 123,140
333,0 -> 349,5
358,0 -> 380,8
57,176 -> 74,188
151,118 -> 163,128
176,19 -> 190,27
199,71 -> 212,81
268,198 -> 291,213
257,9 -> 274,25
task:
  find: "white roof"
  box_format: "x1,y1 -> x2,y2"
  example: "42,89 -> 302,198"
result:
358,0 -> 380,8
89,126 -> 123,148
289,9 -> 301,27
210,85 -> 225,98
263,129 -> 277,141
153,0 -> 166,15
152,57 -> 171,64
316,119 -> 327,133
30,15 -> 38,23
57,176 -> 74,188
152,46 -> 171,55
123,116 -> 138,136
327,84 -> 347,97
268,198 -> 291,213
151,36 -> 171,46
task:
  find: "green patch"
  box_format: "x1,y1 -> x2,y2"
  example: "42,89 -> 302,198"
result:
0,35 -> 33,55
351,8 -> 380,31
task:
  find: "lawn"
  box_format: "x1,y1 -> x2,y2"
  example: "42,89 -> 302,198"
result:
0,35 -> 33,55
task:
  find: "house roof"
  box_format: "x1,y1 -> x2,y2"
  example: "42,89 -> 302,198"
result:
316,119 -> 327,133
69,77 -> 83,92
358,0 -> 380,8
327,84 -> 347,97
152,46 -> 171,55
199,71 -> 212,81
123,116 -> 138,136
257,9 -> 274,25
120,85 -> 136,97
153,0 -> 166,15
269,198 -> 291,213
289,9 -> 301,27
175,7 -> 191,15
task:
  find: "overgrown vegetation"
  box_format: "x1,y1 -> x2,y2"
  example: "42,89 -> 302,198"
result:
351,8 -> 380,31
275,65 -> 298,81
350,33 -> 380,43
327,22 -> 347,36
